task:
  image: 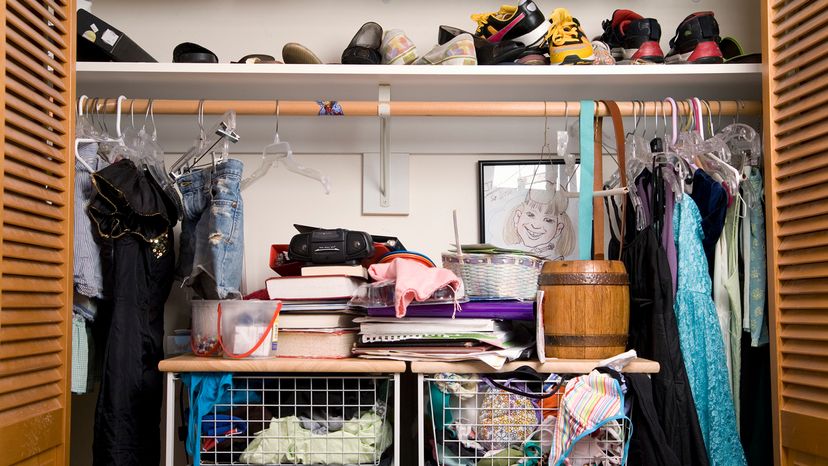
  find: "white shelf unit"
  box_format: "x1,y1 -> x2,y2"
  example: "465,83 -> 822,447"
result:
76,62 -> 762,101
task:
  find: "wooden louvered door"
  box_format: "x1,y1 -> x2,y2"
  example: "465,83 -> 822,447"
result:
763,0 -> 828,464
0,0 -> 75,464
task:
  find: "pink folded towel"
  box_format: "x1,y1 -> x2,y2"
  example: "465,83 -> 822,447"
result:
368,258 -> 461,318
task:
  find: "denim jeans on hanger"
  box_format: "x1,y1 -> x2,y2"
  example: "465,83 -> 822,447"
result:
175,159 -> 244,300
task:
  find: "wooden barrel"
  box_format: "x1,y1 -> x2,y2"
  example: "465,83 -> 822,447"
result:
539,260 -> 630,359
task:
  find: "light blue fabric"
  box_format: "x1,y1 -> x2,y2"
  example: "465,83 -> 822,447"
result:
578,100 -> 595,260
747,171 -> 769,347
672,197 -> 747,466
182,373 -> 233,466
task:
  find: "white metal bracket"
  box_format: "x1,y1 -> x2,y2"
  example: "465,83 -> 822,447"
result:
362,152 -> 409,215
378,84 -> 391,207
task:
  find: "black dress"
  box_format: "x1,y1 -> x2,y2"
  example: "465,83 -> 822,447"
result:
609,169 -> 710,466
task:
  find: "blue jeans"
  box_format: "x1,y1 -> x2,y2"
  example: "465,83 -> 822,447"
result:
176,159 -> 244,299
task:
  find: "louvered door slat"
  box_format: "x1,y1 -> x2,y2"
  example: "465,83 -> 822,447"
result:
1,243 -> 63,265
5,10 -> 66,63
0,324 -> 63,342
1,259 -> 63,279
0,310 -> 62,325
0,353 -> 61,377
5,28 -> 65,78
6,46 -> 66,92
5,142 -> 65,175
11,0 -> 66,35
5,127 -> 62,161
6,76 -> 66,118
764,1 -> 828,463
0,339 -> 62,360
5,177 -> 65,207
5,61 -> 65,106
5,93 -> 65,134
3,192 -> 65,221
6,0 -> 67,48
0,383 -> 62,414
41,0 -> 67,19
3,210 -> 64,236
7,111 -> 66,149
4,158 -> 66,193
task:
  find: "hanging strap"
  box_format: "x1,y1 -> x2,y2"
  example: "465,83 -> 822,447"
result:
597,100 -> 628,258
577,101 -> 595,260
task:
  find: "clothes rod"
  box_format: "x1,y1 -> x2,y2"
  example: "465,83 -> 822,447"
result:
93,99 -> 761,117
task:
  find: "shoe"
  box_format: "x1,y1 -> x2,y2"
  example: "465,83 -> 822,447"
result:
381,29 -> 417,65
590,41 -> 616,65
516,53 -> 547,65
599,10 -> 664,63
471,0 -> 548,47
414,34 -> 476,65
439,25 -> 524,64
342,21 -> 383,64
546,8 -> 594,65
719,36 -> 761,63
665,12 -> 723,64
282,43 -> 322,64
173,42 -> 218,63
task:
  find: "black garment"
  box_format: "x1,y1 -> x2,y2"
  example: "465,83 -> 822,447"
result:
89,160 -> 177,466
689,169 -> 729,279
609,170 -> 710,466
625,374 -> 681,465
740,334 -> 773,466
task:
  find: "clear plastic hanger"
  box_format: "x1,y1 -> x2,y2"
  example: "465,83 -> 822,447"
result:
241,100 -> 331,193
74,95 -> 98,173
169,105 -> 240,180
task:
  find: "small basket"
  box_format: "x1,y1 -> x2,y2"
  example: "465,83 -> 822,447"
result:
442,253 -> 544,300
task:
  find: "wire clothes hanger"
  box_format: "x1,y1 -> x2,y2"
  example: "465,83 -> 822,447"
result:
241,99 -> 331,193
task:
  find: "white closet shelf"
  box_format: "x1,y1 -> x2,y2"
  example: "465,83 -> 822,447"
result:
76,62 -> 762,102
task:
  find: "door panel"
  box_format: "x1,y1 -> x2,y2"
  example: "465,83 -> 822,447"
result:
763,0 -> 828,464
0,0 -> 75,465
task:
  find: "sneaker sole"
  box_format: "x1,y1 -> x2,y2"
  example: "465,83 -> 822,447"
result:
551,54 -> 595,65
666,42 -> 723,64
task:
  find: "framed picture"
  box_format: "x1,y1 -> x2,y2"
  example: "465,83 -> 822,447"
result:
478,160 -> 581,261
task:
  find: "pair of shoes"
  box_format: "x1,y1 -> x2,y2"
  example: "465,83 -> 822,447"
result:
344,22 -> 476,65
599,10 -> 723,64
470,1 -> 593,65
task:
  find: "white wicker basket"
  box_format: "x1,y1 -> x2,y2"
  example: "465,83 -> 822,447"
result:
442,253 -> 545,300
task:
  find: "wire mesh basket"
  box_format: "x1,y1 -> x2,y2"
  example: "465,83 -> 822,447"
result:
197,374 -> 395,466
423,374 -> 629,466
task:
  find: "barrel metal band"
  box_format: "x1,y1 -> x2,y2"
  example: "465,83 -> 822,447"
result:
545,334 -> 628,346
538,272 -> 629,286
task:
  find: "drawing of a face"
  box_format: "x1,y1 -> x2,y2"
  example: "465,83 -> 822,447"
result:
514,203 -> 565,248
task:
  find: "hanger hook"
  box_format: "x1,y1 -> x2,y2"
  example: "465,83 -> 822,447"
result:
101,98 -> 112,135
115,95 -> 126,138
149,99 -> 157,139
735,99 -> 741,123
563,100 -> 569,131
703,100 -> 714,136
129,98 -> 136,129
275,99 -> 281,141
78,95 -> 88,117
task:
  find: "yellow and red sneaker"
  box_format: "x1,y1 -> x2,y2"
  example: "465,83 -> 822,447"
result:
546,8 -> 594,65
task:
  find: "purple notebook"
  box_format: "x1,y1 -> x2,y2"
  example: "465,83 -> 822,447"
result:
366,300 -> 535,320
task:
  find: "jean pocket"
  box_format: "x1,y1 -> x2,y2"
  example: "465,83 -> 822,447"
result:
210,175 -> 241,204
209,199 -> 241,245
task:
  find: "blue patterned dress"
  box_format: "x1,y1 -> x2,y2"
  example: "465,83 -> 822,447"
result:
673,196 -> 747,466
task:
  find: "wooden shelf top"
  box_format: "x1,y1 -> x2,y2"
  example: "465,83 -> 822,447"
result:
158,354 -> 406,373
410,358 -> 660,374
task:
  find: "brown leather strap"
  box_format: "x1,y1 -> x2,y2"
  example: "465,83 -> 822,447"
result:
594,100 -> 627,258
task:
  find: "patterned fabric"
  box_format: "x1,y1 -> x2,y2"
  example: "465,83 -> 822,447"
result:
71,312 -> 90,394
380,29 -> 418,65
549,371 -> 628,466
673,196 -> 747,466
478,381 -> 540,450
746,171 -> 769,347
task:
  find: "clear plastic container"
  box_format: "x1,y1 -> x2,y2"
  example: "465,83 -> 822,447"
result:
191,300 -> 221,356
217,300 -> 282,359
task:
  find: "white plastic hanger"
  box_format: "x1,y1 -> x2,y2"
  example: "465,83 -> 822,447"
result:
74,95 -> 97,172
241,100 -> 331,193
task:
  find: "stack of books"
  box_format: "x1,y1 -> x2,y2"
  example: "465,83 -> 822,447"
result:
265,264 -> 367,358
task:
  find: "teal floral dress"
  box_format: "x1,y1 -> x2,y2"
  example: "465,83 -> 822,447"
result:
673,196 -> 747,466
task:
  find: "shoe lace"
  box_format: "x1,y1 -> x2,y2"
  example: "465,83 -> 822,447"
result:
546,15 -> 581,46
471,13 -> 492,34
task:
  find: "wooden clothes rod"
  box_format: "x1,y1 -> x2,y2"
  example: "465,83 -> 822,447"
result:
92,99 -> 762,117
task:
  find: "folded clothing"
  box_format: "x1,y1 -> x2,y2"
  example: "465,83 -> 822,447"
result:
240,411 -> 392,465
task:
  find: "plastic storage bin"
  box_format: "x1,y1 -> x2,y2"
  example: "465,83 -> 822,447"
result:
196,374 -> 397,465
217,300 -> 281,359
191,300 -> 221,356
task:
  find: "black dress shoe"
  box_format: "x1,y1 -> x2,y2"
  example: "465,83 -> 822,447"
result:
438,25 -> 524,65
342,22 -> 383,64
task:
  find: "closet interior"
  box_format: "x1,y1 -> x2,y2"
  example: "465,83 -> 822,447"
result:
0,0 -> 826,466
